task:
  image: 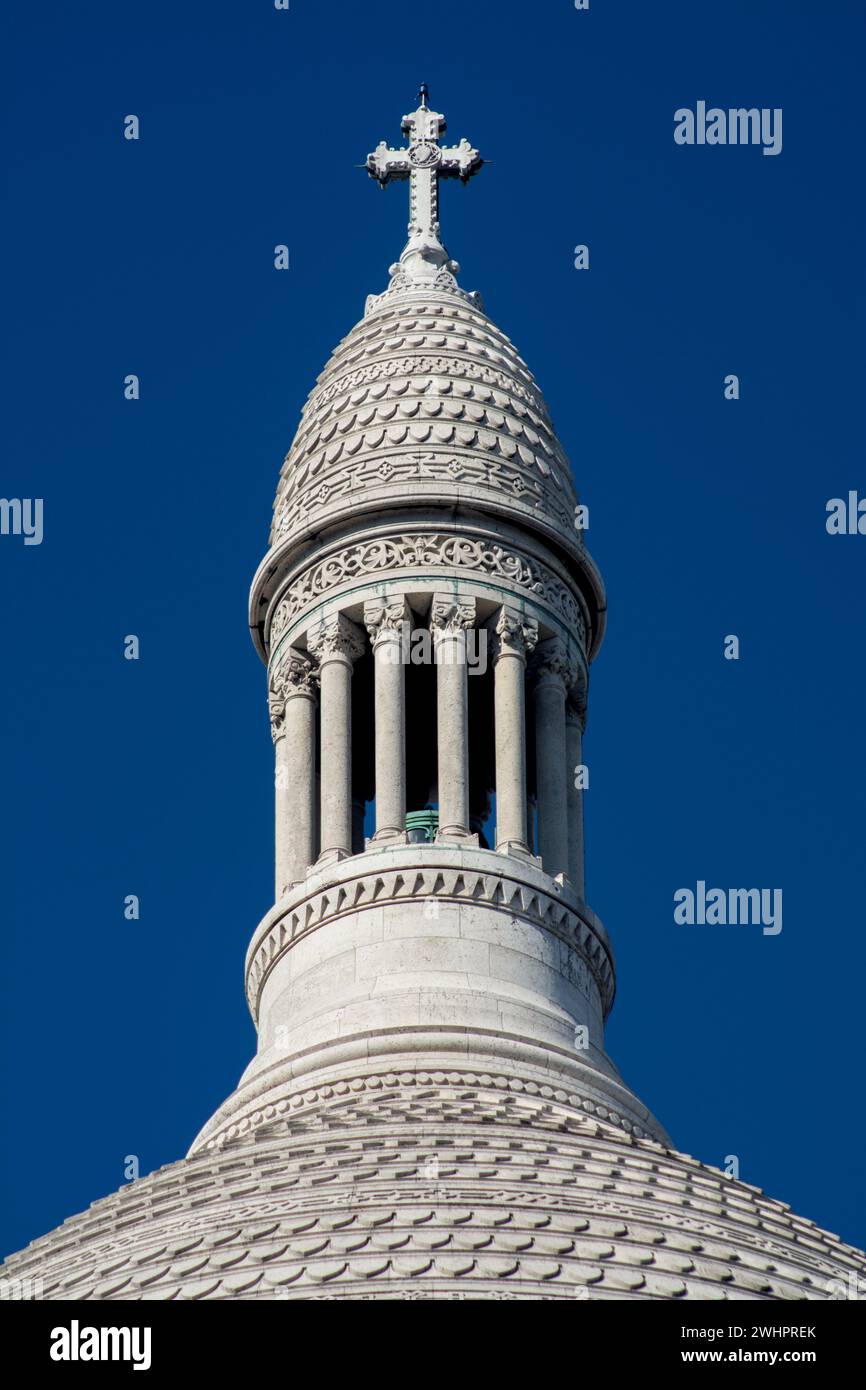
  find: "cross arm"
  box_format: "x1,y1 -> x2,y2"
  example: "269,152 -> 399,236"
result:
366,142 -> 411,185
439,138 -> 483,183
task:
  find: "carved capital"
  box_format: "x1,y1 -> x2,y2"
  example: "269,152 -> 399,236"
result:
490,606 -> 538,663
566,685 -> 588,733
268,651 -> 316,741
363,595 -> 410,648
307,612 -> 366,666
268,689 -> 286,743
529,636 -> 575,689
430,594 -> 477,638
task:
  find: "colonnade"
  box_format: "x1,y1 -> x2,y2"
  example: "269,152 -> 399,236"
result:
267,594 -> 586,898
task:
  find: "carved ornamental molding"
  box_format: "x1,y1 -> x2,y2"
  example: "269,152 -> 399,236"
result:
197,1069 -> 659,1154
308,352 -> 541,415
244,859 -> 616,1024
273,446 -> 574,540
268,533 -> 588,655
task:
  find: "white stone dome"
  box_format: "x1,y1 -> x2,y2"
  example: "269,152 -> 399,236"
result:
271,286 -> 582,561
3,1084 -> 863,1301
251,281 -> 606,669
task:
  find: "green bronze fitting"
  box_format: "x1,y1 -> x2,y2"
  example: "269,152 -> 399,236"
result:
405,808 -> 439,844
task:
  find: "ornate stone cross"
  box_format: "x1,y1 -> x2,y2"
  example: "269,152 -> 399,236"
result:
366,85 -> 483,244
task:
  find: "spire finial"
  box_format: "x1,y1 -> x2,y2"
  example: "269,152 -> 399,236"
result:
365,91 -> 483,289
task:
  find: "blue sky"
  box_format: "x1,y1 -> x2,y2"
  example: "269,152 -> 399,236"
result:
3,0 -> 864,1260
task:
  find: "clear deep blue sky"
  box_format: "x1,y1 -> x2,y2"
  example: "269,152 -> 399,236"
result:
3,1 -> 864,1260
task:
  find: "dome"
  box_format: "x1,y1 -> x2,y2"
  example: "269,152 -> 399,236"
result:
251,280 -> 606,668
270,286 -> 582,563
3,1083 -> 863,1301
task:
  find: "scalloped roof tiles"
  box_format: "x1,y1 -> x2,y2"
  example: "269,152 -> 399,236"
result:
4,1086 -> 863,1301
269,290 -> 580,548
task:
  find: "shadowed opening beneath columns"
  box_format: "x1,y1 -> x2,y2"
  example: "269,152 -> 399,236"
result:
526,690 -> 538,856
405,633 -> 438,818
351,645 -> 375,851
468,655 -> 494,847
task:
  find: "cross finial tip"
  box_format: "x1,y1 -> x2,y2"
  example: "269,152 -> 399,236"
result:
365,87 -> 482,279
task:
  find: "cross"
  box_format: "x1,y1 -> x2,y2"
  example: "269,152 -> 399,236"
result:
366,86 -> 483,244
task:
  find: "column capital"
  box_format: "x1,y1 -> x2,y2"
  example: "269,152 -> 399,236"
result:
566,686 -> 589,733
489,605 -> 538,663
430,594 -> 476,637
363,594 -> 410,649
529,636 -> 576,690
308,612 -> 366,666
268,650 -> 317,742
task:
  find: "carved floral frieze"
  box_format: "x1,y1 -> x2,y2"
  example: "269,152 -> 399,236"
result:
267,533 -> 588,654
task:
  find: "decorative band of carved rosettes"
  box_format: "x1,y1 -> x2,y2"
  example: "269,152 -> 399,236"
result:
245,863 -> 615,1022
272,453 -> 574,539
199,1071 -> 655,1152
268,534 -> 588,654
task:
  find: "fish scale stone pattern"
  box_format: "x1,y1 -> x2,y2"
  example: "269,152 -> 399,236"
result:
3,1087 -> 864,1301
270,296 -> 580,548
4,92 -> 864,1301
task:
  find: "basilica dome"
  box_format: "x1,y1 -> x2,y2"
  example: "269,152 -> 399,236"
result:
4,1081 -> 864,1302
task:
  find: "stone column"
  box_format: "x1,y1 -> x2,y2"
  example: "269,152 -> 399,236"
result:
531,637 -> 570,879
269,650 -> 317,897
308,613 -> 365,864
431,595 -> 476,841
364,595 -> 410,843
566,693 -> 587,898
490,606 -> 537,855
